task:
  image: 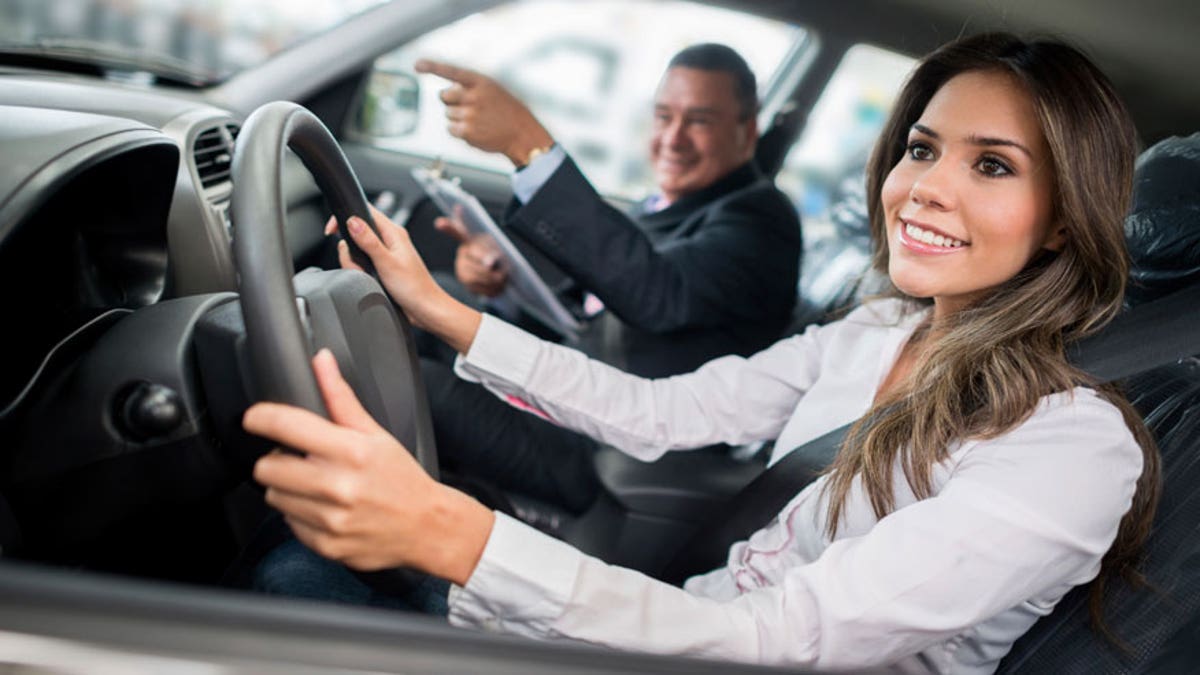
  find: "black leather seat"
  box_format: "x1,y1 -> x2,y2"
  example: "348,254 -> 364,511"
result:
1125,133 -> 1200,308
999,133 -> 1200,673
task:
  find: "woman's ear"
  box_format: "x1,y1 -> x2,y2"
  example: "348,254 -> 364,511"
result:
1043,225 -> 1069,252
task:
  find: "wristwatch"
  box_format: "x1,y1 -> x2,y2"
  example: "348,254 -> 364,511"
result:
520,142 -> 555,169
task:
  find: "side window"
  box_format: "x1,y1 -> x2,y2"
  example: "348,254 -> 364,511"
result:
771,44 -> 915,312
351,0 -> 806,201
776,44 -> 916,248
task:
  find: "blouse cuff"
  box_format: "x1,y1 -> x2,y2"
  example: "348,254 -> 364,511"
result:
453,313 -> 542,388
447,511 -> 582,635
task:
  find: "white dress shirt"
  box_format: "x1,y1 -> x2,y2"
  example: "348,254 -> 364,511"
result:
444,299 -> 1144,673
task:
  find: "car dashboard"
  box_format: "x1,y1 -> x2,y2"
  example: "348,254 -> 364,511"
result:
0,69 -> 338,578
0,69 -> 328,415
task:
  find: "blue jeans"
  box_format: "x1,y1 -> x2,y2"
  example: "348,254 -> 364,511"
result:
253,538 -> 450,616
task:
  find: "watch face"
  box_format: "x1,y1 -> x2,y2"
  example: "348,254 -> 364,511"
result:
527,145 -> 550,165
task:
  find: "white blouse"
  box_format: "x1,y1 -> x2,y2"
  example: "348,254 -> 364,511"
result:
444,299 -> 1143,673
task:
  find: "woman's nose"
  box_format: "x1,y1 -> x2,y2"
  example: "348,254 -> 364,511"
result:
909,161 -> 955,210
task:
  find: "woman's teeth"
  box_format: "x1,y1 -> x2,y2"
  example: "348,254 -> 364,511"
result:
906,223 -> 965,248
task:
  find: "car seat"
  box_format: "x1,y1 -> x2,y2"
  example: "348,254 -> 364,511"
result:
998,133 -> 1200,673
754,102 -> 802,180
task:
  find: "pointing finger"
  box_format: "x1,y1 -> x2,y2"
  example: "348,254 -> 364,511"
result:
414,59 -> 479,86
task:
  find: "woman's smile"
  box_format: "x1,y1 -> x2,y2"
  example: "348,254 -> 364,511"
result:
896,218 -> 969,254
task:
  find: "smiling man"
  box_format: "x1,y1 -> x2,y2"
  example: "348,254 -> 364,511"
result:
418,43 -> 800,376
415,44 -> 801,514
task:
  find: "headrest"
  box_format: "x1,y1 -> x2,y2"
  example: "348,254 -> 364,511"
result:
1124,133 -> 1200,307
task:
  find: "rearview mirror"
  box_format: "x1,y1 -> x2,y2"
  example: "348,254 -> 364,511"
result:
355,69 -> 419,138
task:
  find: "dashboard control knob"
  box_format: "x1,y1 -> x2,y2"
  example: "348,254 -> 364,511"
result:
118,383 -> 183,440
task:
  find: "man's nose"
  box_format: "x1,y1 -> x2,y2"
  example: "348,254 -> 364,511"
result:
661,117 -> 689,149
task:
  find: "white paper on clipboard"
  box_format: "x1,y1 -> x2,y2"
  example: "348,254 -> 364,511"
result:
411,166 -> 582,337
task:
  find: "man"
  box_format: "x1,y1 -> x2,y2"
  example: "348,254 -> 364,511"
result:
416,44 -> 801,514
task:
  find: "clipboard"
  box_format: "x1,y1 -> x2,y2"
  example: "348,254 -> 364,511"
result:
411,165 -> 582,337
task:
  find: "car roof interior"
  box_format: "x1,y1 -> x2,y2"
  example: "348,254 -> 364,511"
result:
729,0 -> 1200,143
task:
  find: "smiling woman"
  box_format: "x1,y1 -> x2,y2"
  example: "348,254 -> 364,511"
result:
245,32 -> 1161,672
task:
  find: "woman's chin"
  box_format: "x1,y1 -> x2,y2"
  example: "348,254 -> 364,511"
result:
887,268 -> 939,301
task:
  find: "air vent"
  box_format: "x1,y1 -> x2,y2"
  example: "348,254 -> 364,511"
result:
192,123 -> 239,189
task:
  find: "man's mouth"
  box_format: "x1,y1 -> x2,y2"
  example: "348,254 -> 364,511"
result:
656,155 -> 695,171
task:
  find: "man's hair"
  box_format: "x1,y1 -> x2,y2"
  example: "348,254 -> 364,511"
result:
668,43 -> 757,120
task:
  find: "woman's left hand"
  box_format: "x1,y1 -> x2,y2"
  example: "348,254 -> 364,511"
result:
244,349 -> 494,585
323,206 -> 483,354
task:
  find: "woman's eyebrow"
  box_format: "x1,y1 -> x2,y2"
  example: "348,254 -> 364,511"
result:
911,123 -> 1033,159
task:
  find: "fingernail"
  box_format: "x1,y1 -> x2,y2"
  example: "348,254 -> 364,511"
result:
314,348 -> 336,370
348,217 -> 364,233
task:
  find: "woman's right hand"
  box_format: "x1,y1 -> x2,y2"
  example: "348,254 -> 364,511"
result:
326,207 -> 482,354
247,349 -> 494,584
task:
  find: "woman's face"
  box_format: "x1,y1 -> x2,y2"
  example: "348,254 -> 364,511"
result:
881,69 -> 1063,320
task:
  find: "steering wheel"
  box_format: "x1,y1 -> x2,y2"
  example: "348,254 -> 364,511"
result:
228,101 -> 437,475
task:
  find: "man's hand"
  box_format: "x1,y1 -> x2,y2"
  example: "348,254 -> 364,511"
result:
246,349 -> 494,585
434,214 -> 509,297
415,59 -> 554,167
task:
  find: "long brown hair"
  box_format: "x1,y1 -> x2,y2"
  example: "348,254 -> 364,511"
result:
822,33 -> 1161,633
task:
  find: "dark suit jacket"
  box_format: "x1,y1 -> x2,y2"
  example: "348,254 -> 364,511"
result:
504,158 -> 801,377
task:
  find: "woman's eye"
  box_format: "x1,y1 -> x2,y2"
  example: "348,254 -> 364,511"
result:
977,156 -> 1014,177
907,141 -> 934,161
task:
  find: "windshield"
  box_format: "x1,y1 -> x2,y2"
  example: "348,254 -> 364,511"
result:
0,0 -> 389,85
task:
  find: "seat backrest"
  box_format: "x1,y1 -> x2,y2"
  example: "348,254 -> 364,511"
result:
999,133 -> 1200,673
998,358 -> 1200,673
754,102 -> 802,179
1124,134 -> 1200,308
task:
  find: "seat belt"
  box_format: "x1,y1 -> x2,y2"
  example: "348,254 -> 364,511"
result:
660,282 -> 1200,586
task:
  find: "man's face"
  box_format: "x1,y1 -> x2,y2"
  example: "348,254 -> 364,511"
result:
649,67 -> 757,203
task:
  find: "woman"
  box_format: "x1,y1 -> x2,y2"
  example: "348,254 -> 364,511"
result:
245,33 -> 1160,672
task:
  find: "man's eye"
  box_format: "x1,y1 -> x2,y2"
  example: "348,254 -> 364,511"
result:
977,156 -> 1014,177
907,141 -> 934,161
